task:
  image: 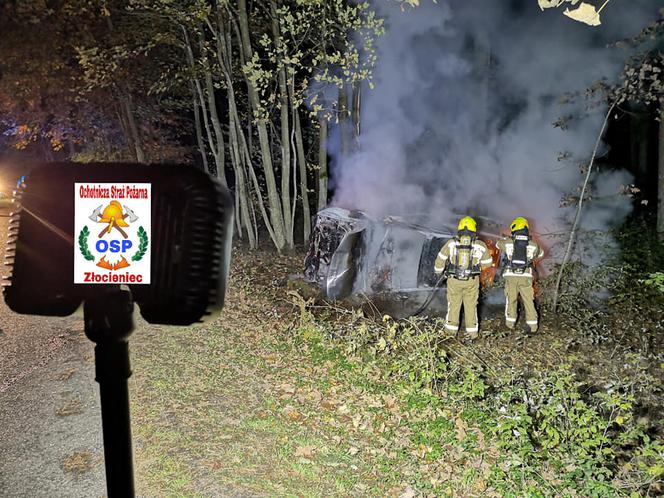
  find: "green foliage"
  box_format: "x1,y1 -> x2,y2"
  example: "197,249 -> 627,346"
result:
132,226 -> 149,262
615,216 -> 664,275
540,218 -> 664,342
78,226 -> 95,261
286,293 -> 661,496
643,272 -> 664,293
449,366 -> 487,401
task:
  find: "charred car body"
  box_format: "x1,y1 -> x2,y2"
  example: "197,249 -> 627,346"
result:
303,208 -> 500,318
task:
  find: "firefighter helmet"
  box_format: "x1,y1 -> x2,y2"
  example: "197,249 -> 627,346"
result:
457,216 -> 477,233
99,200 -> 129,227
510,216 -> 529,233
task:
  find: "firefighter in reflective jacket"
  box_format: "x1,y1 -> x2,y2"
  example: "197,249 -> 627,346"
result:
434,216 -> 493,339
496,217 -> 545,333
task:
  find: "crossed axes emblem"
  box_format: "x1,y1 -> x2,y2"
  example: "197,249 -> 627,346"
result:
89,201 -> 139,239
88,201 -> 140,271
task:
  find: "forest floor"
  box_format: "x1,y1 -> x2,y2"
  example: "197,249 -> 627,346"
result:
130,246 -> 664,497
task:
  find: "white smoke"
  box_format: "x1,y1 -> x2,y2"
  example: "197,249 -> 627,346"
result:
328,0 -> 660,253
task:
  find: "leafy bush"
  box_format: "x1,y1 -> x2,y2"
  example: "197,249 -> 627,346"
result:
288,290 -> 662,495
539,217 -> 664,344
643,272 -> 664,294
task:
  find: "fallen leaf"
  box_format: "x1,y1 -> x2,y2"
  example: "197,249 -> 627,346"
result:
283,405 -> 302,421
348,446 -> 360,456
473,478 -> 487,492
321,399 -> 337,410
398,486 -> 417,498
294,445 -> 317,458
309,390 -> 323,404
454,417 -> 468,441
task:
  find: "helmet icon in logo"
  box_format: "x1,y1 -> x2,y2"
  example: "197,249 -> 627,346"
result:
91,200 -> 134,238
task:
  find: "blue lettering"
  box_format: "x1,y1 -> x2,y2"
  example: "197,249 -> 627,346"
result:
95,239 -> 134,253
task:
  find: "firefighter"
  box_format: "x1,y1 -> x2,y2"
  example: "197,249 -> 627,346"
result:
496,217 -> 545,334
434,216 -> 493,340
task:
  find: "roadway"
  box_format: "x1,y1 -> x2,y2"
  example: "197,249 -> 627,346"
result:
0,210 -> 106,497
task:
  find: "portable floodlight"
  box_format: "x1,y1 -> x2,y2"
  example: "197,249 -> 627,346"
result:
4,162 -> 233,324
2,162 -> 234,497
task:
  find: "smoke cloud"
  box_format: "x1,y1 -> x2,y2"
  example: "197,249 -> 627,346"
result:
328,0 -> 660,253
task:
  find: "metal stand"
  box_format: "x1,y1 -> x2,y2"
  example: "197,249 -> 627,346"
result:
84,287 -> 135,498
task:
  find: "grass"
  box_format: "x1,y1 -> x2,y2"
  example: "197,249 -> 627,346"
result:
127,248 -> 663,497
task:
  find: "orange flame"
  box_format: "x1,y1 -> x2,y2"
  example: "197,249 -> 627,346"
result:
96,256 -> 114,270
95,256 -> 131,271
480,238 -> 501,289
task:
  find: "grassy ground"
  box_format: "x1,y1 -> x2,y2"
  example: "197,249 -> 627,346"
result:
129,247 -> 664,497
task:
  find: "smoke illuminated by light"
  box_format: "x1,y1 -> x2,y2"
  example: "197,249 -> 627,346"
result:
327,0 -> 659,259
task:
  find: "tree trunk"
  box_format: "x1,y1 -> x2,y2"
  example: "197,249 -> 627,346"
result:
270,0 -> 293,247
182,25 -> 219,176
121,93 -> 145,163
116,107 -> 134,159
658,103 -> 664,240
106,12 -> 144,163
216,12 -> 275,247
293,100 -> 311,244
200,34 -> 227,187
317,116 -> 328,211
190,82 -> 209,172
351,80 -> 361,142
207,10 -> 256,248
228,90 -> 256,248
238,0 -> 287,252
338,84 -> 352,157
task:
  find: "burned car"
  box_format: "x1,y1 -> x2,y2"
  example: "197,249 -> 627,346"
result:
303,207 -> 500,318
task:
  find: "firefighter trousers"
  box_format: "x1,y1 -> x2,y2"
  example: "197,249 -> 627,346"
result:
504,276 -> 538,331
445,276 -> 480,335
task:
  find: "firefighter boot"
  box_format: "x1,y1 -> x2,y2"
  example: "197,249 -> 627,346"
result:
465,329 -> 479,341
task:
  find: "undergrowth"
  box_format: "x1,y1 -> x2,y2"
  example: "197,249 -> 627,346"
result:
289,291 -> 664,497
539,217 -> 664,349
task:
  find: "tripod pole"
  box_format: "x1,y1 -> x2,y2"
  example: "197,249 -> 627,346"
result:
84,287 -> 135,498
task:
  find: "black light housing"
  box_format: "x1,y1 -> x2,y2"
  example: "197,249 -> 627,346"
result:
3,162 -> 233,325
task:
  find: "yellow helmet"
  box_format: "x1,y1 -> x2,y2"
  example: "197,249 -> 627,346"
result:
457,216 -> 477,233
510,216 -> 529,233
99,200 -> 129,227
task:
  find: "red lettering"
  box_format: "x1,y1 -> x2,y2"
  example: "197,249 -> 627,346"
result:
80,271 -> 146,284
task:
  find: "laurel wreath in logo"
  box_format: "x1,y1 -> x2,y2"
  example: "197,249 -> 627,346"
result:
78,226 -> 95,261
132,226 -> 149,262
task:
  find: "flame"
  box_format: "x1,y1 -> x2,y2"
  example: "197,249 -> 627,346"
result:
96,256 -> 114,270
114,257 -> 130,270
480,238 -> 501,289
95,255 -> 131,271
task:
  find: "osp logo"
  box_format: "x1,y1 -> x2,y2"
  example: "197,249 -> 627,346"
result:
74,184 -> 151,284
